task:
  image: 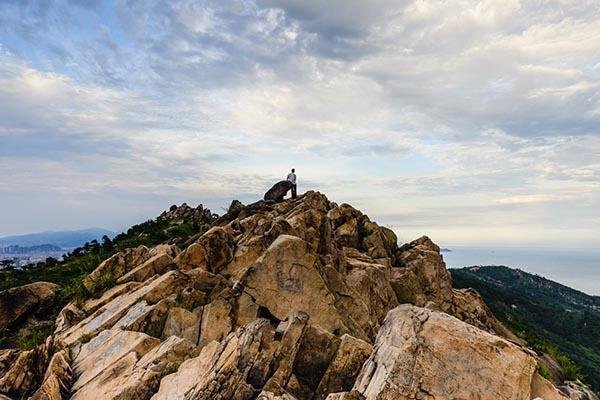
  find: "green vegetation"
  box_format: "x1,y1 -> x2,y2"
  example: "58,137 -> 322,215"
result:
0,210 -> 216,346
16,324 -> 55,350
538,363 -> 552,380
79,333 -> 93,344
451,266 -> 600,392
0,215 -> 214,295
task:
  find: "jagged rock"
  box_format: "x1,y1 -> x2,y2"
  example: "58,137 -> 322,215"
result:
80,281 -> 141,314
153,319 -> 277,400
0,336 -> 53,398
530,373 -> 569,400
227,199 -> 245,217
314,335 -> 373,400
325,392 -> 365,400
391,236 -> 454,310
354,305 -> 537,400
57,270 -> 186,346
30,349 -> 71,400
175,227 -> 236,273
451,287 -> 520,340
243,235 -> 349,337
263,311 -> 309,394
291,325 -> 341,398
0,282 -> 59,331
83,245 -> 151,291
53,303 -> 86,335
162,307 -> 200,344
70,335 -> 195,400
70,329 -> 160,394
159,202 -> 215,223
2,191 -> 580,399
559,382 -> 600,400
264,180 -> 294,202
198,294 -> 233,345
117,252 -> 175,284
258,391 -> 299,400
391,236 -> 514,339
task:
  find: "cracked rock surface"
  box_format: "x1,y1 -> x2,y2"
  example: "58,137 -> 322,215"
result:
0,191 -> 593,400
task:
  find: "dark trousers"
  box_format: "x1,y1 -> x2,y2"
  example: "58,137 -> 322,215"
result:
291,184 -> 297,199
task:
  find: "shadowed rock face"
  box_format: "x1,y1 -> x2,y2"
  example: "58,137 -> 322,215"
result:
0,282 -> 58,331
264,180 -> 294,202
0,191 -> 595,400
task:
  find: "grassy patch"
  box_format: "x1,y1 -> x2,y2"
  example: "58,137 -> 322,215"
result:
16,324 -> 54,350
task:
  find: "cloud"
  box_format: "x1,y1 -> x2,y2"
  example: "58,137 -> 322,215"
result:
0,0 -> 598,247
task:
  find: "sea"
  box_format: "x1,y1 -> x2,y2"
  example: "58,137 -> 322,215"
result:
442,246 -> 600,296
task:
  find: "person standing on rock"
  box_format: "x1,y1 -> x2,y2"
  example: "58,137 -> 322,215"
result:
287,168 -> 297,199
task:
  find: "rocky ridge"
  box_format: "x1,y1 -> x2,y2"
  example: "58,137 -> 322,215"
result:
0,191 -> 596,400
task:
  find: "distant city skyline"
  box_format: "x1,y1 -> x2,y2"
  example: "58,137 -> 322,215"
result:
1,1 -> 599,247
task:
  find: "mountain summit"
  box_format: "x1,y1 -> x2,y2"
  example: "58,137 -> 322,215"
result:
0,191 -> 597,400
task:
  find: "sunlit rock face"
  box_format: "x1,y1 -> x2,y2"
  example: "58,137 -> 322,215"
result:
1,191 -> 592,400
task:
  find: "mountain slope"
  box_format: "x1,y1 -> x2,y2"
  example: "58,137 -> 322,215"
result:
0,192 -> 596,400
451,265 -> 600,392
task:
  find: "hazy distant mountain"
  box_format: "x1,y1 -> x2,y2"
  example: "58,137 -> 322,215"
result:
0,228 -> 115,249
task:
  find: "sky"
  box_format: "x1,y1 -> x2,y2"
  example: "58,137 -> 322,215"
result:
0,0 -> 599,248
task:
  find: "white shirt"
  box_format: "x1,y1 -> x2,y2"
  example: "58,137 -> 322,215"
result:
287,172 -> 296,184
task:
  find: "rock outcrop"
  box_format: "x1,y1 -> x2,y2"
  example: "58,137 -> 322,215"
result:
264,180 -> 294,202
353,305 -> 537,399
159,202 -> 215,223
0,190 -> 588,399
0,282 -> 59,331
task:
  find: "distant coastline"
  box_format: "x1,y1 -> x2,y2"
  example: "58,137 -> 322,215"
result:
442,245 -> 600,296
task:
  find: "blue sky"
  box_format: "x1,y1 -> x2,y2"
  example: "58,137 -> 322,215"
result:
1,0 -> 599,247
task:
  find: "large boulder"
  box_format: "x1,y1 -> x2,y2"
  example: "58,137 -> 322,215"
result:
264,180 -> 294,202
0,282 -> 59,331
174,227 -> 235,273
353,305 -> 537,400
242,235 -> 350,337
391,236 -> 454,310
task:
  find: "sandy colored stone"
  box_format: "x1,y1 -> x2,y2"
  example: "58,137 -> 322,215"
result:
354,305 -> 537,400
391,236 -> 454,311
258,391 -> 298,400
81,281 -> 141,314
174,226 -> 235,273
53,303 -> 85,335
325,392 -> 365,400
30,350 -> 71,400
58,271 -> 185,346
199,295 -> 232,344
70,329 -> 160,392
153,318 -> 279,400
530,372 -> 569,400
263,311 -> 309,394
84,245 -> 151,290
162,307 -> 200,344
315,334 -> 373,400
243,235 -> 347,335
70,335 -> 195,400
117,252 -> 174,284
0,336 -> 53,397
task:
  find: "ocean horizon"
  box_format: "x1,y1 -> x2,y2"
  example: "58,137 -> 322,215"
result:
442,245 -> 600,296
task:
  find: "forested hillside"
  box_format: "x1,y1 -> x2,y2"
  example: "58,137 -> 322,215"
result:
451,266 -> 600,393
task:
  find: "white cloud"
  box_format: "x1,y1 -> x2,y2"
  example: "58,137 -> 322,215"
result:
0,0 -> 598,247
